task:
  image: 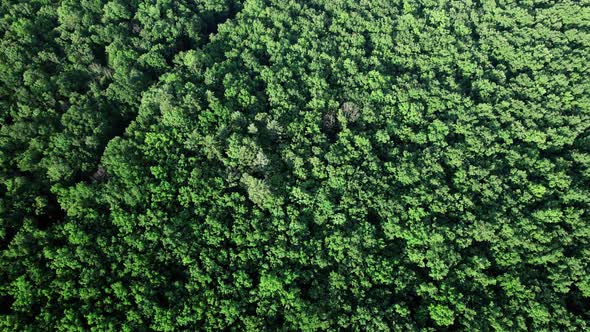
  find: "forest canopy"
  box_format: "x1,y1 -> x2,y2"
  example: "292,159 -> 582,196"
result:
1,0 -> 590,330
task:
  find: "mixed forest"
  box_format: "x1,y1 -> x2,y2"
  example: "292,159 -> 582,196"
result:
1,0 -> 590,330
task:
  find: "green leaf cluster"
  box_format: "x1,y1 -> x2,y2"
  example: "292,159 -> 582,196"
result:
1,0 -> 589,330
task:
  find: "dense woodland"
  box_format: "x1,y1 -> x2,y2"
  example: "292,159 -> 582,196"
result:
1,0 -> 589,330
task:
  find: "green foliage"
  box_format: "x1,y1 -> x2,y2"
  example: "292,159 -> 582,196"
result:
1,0 -> 589,330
